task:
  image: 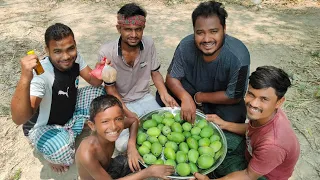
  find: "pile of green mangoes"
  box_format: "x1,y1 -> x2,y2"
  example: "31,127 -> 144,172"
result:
136,111 -> 224,177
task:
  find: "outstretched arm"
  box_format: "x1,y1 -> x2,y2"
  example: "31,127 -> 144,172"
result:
118,165 -> 175,180
206,114 -> 248,135
151,71 -> 178,108
192,167 -> 262,180
11,55 -> 42,125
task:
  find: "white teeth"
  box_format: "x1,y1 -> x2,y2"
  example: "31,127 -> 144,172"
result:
203,42 -> 215,48
107,131 -> 118,135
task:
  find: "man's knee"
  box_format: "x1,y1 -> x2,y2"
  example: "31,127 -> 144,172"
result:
35,129 -> 75,165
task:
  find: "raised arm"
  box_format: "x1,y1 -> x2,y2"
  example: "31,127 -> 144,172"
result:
11,54 -> 42,125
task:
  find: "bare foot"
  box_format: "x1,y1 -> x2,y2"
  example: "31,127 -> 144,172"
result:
49,163 -> 69,174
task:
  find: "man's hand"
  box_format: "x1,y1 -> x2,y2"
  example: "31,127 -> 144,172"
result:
20,54 -> 39,81
160,93 -> 179,108
206,114 -> 227,129
148,165 -> 175,180
181,95 -> 197,124
127,142 -> 143,172
190,172 -> 211,180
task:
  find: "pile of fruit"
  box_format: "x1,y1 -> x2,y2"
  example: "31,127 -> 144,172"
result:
136,111 -> 225,177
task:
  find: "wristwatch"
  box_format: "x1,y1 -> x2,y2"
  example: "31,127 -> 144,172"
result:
194,92 -> 202,106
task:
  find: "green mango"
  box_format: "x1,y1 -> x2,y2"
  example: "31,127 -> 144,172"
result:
151,142 -> 162,157
158,134 -> 168,145
210,134 -> 221,142
191,127 -> 201,135
154,159 -> 164,165
164,112 -> 174,119
157,123 -> 165,131
198,137 -> 211,147
147,127 -> 161,137
138,145 -> 150,156
171,122 -> 183,133
179,142 -> 189,154
169,132 -> 185,144
189,162 -> 199,174
164,159 -> 176,168
148,136 -> 159,143
143,153 -> 157,165
198,146 -> 215,157
137,133 -> 147,145
176,163 -> 191,176
200,126 -> 214,138
196,119 -> 208,129
163,118 -> 175,127
192,135 -> 201,141
143,119 -> 157,130
210,141 -> 222,152
187,137 -> 198,150
176,151 -> 188,163
214,149 -> 224,160
174,113 -> 184,123
182,122 -> 192,132
165,141 -> 178,152
183,131 -> 191,138
197,154 -> 214,169
188,149 -> 199,164
162,125 -> 172,136
142,141 -> 152,149
152,114 -> 163,124
164,147 -> 176,160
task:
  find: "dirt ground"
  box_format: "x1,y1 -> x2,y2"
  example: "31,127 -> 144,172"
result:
0,0 -> 319,179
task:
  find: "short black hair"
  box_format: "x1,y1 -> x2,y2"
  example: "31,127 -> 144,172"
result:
44,23 -> 74,47
117,3 -> 147,18
89,95 -> 123,122
192,1 -> 228,28
249,66 -> 292,99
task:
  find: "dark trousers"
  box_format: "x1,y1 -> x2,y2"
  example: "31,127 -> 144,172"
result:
155,90 -> 247,123
106,155 -> 132,179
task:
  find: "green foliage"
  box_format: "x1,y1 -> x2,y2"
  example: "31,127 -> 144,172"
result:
9,169 -> 21,180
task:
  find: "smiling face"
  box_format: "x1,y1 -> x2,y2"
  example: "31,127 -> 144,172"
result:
194,15 -> 225,62
89,105 -> 125,142
117,24 -> 144,47
46,34 -> 77,71
245,85 -> 285,126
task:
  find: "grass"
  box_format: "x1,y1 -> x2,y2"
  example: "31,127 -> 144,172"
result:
8,169 -> 22,180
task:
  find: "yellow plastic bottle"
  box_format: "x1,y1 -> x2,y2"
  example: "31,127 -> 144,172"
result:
27,50 -> 44,75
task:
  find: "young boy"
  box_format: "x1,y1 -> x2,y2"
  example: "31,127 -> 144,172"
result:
75,95 -> 174,180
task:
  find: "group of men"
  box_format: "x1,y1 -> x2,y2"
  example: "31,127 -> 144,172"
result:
10,1 -> 300,180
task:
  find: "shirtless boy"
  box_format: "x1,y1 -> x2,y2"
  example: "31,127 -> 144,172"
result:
76,94 -> 174,180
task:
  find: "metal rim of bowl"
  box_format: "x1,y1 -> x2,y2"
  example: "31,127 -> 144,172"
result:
138,107 -> 228,179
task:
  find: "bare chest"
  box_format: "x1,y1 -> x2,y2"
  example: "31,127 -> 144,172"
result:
122,50 -> 140,67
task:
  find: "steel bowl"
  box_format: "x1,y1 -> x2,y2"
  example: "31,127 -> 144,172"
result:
138,107 -> 227,179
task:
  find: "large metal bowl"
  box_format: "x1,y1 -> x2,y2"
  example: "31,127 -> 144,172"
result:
138,107 -> 227,179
